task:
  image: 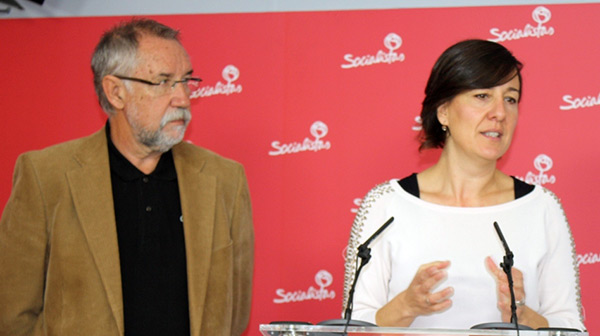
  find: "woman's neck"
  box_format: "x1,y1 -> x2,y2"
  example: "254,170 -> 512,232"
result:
417,150 -> 513,207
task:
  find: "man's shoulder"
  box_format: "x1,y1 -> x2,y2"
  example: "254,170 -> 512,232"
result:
173,141 -> 243,172
10,129 -> 107,187
19,128 -> 108,175
20,129 -> 106,164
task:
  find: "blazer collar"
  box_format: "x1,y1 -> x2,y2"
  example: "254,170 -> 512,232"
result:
66,127 -> 125,334
172,143 -> 216,336
65,129 -> 216,336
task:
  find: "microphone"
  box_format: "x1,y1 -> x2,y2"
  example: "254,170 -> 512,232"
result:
494,221 -> 520,334
472,222 -> 531,333
341,216 -> 394,333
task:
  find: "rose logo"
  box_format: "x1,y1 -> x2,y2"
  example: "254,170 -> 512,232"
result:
222,65 -> 240,83
384,33 -> 402,51
315,270 -> 333,288
533,154 -> 553,173
310,121 -> 329,139
532,6 -> 551,25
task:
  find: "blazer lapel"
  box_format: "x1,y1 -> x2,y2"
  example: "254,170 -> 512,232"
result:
66,129 -> 124,335
173,144 -> 216,336
63,132 -> 216,336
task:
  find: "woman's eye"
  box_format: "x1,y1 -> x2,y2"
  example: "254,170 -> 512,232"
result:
505,97 -> 518,104
475,93 -> 488,99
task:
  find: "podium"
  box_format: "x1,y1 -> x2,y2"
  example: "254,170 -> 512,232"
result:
259,324 -> 588,336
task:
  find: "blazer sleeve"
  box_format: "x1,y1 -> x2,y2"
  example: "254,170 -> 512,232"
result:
0,154 -> 48,336
230,165 -> 254,335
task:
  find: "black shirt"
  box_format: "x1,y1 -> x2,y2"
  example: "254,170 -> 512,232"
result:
398,173 -> 534,199
106,124 -> 190,336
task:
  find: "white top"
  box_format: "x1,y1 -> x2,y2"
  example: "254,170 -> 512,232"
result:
344,179 -> 585,331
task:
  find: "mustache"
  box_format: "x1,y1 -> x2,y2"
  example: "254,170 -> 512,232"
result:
160,108 -> 192,128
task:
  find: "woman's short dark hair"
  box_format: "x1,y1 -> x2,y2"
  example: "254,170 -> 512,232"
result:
419,39 -> 523,150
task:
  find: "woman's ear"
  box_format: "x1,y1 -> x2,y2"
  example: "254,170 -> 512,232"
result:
437,102 -> 449,127
102,75 -> 127,111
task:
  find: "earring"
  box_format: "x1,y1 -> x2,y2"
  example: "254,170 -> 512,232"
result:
441,125 -> 448,132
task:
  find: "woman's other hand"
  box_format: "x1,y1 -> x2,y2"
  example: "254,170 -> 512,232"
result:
375,260 -> 454,326
485,256 -> 548,329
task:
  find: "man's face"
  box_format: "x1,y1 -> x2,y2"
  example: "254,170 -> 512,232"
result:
123,35 -> 194,153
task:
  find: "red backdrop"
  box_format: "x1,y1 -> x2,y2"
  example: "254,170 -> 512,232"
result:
1,4 -> 599,334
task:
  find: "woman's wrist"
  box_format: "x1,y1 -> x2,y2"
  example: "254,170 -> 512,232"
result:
518,306 -> 549,329
375,292 -> 416,327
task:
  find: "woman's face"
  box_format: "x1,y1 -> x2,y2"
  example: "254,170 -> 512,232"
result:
437,75 -> 521,162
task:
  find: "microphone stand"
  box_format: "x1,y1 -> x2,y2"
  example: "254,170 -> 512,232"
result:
493,221 -> 520,335
342,217 -> 394,334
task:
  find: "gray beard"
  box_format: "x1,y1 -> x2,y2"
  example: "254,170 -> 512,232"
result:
130,107 -> 192,153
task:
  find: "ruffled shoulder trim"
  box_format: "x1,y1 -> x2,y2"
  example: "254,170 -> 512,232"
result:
342,180 -> 396,314
540,188 -> 585,326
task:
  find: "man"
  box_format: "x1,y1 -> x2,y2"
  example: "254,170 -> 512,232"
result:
0,19 -> 254,336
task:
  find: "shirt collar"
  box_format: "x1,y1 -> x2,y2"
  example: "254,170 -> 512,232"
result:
105,121 -> 177,181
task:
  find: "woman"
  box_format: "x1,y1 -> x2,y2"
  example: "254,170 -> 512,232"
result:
343,39 -> 585,330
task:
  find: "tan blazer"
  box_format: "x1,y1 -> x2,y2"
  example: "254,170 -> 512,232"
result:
0,128 -> 254,336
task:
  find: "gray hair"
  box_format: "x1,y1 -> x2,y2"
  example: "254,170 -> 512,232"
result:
91,18 -> 181,115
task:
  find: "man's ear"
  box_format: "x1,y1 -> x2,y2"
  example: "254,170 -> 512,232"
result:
102,75 -> 127,110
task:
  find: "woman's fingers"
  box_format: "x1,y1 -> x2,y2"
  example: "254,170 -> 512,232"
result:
486,256 -> 527,322
408,261 -> 453,315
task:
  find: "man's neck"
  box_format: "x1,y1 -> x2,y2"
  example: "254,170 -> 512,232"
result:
108,117 -> 163,175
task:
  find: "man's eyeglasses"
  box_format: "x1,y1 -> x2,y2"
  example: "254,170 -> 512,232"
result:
115,75 -> 202,96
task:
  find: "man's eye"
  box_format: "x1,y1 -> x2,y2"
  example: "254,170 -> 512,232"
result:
157,79 -> 170,86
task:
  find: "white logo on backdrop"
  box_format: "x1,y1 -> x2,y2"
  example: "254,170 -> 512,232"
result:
489,6 -> 555,42
412,116 -> 423,131
269,121 -> 332,156
559,91 -> 600,111
190,65 -> 243,99
516,154 -> 556,185
577,252 -> 600,266
341,33 -> 406,69
351,198 -> 362,213
273,270 -> 336,304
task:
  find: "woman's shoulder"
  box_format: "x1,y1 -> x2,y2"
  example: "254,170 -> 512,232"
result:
512,176 -> 535,199
398,173 -> 419,197
358,176 -> 415,208
352,177 -> 414,238
507,184 -> 568,228
512,180 -> 562,207
535,185 -> 567,214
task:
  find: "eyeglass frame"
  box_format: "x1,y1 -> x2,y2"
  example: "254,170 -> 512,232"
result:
114,75 -> 202,95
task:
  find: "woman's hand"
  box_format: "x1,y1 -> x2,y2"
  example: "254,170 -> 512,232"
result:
485,256 -> 548,329
375,261 -> 454,327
